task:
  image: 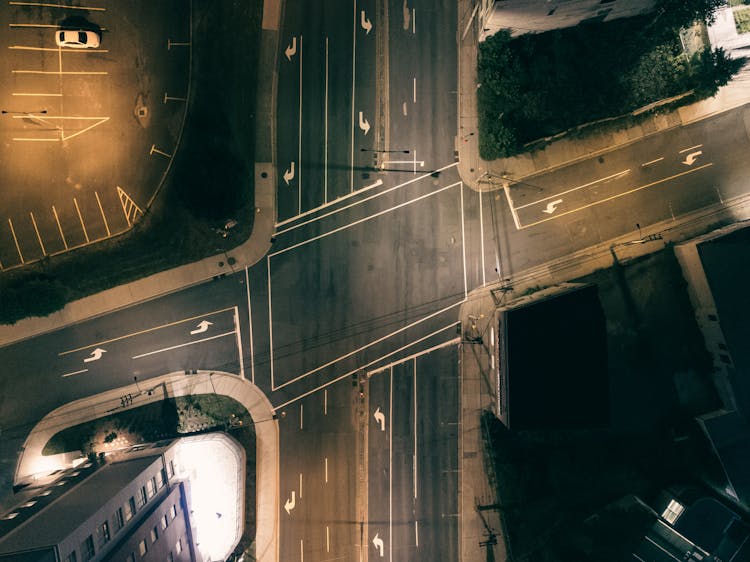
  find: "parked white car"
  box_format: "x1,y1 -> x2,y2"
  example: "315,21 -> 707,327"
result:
55,30 -> 100,49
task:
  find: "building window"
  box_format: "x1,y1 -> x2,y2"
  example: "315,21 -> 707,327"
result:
64,552 -> 77,562
169,460 -> 176,477
175,537 -> 183,554
170,504 -> 178,520
113,507 -> 124,532
138,486 -> 147,507
662,499 -> 685,524
148,477 -> 157,498
167,552 -> 174,562
150,525 -> 159,543
161,513 -> 169,530
159,468 -> 167,488
80,535 -> 95,562
125,553 -> 135,562
138,539 -> 148,556
97,520 -> 111,547
125,497 -> 136,521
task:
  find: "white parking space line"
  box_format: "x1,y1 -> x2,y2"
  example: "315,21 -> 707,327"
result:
8,23 -> 58,28
272,323 -> 460,410
9,1 -> 105,10
94,191 -> 110,236
10,46 -> 109,53
12,70 -> 108,75
73,197 -> 89,243
58,307 -> 238,356
8,218 -> 24,263
29,211 -> 46,255
275,162 -> 458,232
52,205 -> 68,249
131,331 -> 236,360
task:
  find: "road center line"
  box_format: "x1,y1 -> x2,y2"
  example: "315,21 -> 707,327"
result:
641,157 -> 664,167
131,331 -> 236,359
513,169 -> 631,211
679,144 -> 703,153
61,368 -> 89,378
59,307 -> 236,356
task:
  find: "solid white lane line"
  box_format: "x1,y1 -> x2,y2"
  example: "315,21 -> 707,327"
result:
413,358 -> 418,499
9,2 -> 105,10
513,169 -> 631,211
298,35 -> 303,215
272,324 -> 460,410
271,181 -> 461,257
131,331 -> 235,359
367,334 -> 461,377
12,70 -> 108,75
12,92 -> 62,96
479,188 -> 486,285
245,267 -> 256,384
9,45 -> 108,52
389,366 -> 393,562
61,368 -> 89,378
324,36 -> 329,203
679,144 -> 702,153
503,184 -> 522,231
461,181 -> 467,297
234,306 -> 245,379
350,0 -> 356,192
59,307 -> 236,356
275,162 -> 458,232
267,256 -> 276,389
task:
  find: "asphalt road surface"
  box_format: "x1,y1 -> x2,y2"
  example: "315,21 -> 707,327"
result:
2,3 -> 750,562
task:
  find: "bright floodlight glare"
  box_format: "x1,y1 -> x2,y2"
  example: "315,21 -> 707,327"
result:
174,435 -> 243,561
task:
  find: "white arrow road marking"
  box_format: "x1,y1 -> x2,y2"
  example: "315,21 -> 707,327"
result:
373,406 -> 386,431
360,10 -> 373,34
284,491 -> 296,515
285,36 -> 297,61
358,111 -> 370,135
83,348 -> 107,363
682,150 -> 702,166
190,320 -> 213,335
542,199 -> 563,215
372,533 -> 384,557
284,162 -> 296,185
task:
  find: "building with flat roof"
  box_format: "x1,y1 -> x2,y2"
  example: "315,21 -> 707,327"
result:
494,283 -> 609,431
676,222 -> 750,507
0,434 -> 244,562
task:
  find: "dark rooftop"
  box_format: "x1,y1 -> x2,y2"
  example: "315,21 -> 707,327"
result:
504,284 -> 609,430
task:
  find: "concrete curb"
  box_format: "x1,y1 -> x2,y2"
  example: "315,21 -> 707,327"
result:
14,371 -> 279,562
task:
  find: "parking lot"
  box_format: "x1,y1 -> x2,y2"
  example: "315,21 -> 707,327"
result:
0,1 -> 190,270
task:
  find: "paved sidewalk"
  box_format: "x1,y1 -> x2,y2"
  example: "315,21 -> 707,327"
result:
13,371 -> 279,562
